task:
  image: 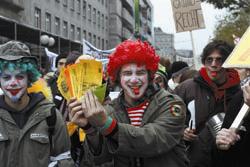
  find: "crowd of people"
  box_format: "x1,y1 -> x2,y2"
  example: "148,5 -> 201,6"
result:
0,39 -> 249,167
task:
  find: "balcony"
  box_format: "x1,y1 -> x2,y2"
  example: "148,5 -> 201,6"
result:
122,27 -> 133,40
0,0 -> 24,11
122,0 -> 134,16
122,8 -> 134,32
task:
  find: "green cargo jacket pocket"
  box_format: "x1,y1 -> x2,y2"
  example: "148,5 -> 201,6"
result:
30,133 -> 50,144
30,133 -> 50,158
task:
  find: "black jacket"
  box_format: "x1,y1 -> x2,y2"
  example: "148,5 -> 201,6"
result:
212,90 -> 250,167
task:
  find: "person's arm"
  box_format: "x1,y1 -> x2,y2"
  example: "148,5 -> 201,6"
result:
106,97 -> 186,157
243,84 -> 250,106
50,110 -> 75,167
216,128 -> 240,150
68,97 -> 112,164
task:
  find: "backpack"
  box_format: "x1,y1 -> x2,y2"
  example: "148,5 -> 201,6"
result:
46,106 -> 57,152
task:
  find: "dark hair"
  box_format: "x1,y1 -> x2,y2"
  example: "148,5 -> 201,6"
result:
201,40 -> 233,64
170,61 -> 188,78
65,51 -> 81,66
55,52 -> 68,67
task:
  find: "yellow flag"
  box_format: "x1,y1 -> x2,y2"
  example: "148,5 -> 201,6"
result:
223,26 -> 250,68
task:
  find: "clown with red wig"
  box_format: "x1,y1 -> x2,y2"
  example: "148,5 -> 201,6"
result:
68,40 -> 188,167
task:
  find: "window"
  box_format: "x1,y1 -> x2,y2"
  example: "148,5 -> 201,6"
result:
55,17 -> 60,35
88,4 -> 92,22
34,7 -> 41,29
102,0 -> 104,5
70,24 -> 75,40
82,1 -> 86,19
106,40 -> 108,50
71,0 -> 75,11
45,12 -> 52,32
93,35 -> 96,47
101,14 -> 104,30
105,16 -> 108,32
83,30 -> 86,40
97,11 -> 100,29
102,38 -> 104,49
63,21 -> 68,38
63,0 -> 67,6
88,32 -> 92,44
76,27 -> 81,41
93,8 -> 96,25
97,37 -> 100,49
76,0 -> 81,14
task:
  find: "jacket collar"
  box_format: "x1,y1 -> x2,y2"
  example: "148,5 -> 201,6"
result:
0,93 -> 53,125
196,67 -> 240,100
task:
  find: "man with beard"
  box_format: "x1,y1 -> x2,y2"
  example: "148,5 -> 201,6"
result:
174,40 -> 241,167
0,41 -> 74,167
68,40 -> 189,167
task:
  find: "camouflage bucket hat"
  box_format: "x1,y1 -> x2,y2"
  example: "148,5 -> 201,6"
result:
0,41 -> 37,62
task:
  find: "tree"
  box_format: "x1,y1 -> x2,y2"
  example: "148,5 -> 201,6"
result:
213,11 -> 250,45
201,0 -> 250,12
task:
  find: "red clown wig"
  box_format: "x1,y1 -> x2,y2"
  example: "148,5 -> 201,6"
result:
107,40 -> 160,82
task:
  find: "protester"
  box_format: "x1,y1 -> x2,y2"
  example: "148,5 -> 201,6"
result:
45,52 -> 67,110
174,40 -> 241,167
179,69 -> 198,84
154,69 -> 169,89
212,66 -> 250,167
168,61 -> 189,91
212,82 -> 250,167
0,41 -> 74,167
68,40 -> 189,167
235,68 -> 250,87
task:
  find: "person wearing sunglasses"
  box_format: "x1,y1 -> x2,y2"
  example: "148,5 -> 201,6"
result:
174,40 -> 242,167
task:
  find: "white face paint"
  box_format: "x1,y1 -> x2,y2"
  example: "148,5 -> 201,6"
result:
0,69 -> 28,103
120,63 -> 148,103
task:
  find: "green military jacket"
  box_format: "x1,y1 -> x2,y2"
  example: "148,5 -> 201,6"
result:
93,88 -> 189,167
0,98 -> 74,167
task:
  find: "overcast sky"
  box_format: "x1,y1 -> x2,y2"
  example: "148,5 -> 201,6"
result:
151,0 -> 227,55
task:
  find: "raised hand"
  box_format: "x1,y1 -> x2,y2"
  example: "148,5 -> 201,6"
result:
68,97 -> 88,127
183,128 -> 198,142
82,90 -> 108,127
216,128 -> 240,150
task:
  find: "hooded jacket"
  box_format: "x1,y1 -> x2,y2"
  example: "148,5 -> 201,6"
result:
88,87 -> 189,167
174,68 -> 241,167
0,93 -> 74,167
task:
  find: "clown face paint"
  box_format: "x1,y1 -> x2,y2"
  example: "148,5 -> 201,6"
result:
120,63 -> 148,104
0,69 -> 28,103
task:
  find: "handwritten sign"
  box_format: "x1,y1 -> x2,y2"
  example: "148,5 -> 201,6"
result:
171,0 -> 205,32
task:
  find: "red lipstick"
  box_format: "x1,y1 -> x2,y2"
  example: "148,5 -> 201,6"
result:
7,89 -> 21,96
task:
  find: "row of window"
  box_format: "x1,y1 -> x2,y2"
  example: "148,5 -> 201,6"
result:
57,0 -> 108,10
83,31 -> 109,50
34,7 -> 108,49
83,1 -> 109,32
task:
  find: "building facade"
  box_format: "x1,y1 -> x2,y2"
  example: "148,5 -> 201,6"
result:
108,0 -> 154,48
0,0 -> 110,68
154,27 -> 175,62
0,0 -> 154,68
175,49 -> 194,67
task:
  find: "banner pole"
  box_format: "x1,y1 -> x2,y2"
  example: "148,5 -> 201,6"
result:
190,31 -> 199,69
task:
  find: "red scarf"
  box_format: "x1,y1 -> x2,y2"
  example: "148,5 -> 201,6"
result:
199,67 -> 240,101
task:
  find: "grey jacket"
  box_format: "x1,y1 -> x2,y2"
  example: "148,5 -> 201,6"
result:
92,88 -> 189,167
0,97 -> 74,167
